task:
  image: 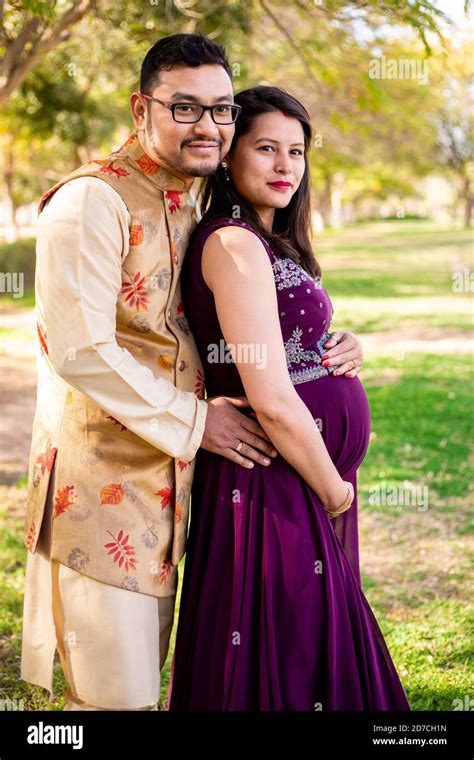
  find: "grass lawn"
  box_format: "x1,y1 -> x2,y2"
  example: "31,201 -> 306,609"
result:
0,220 -> 472,711
319,221 -> 473,332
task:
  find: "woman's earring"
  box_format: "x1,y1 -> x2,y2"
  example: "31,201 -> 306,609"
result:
221,161 -> 231,182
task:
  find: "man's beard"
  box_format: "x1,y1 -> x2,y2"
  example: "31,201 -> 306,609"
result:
146,120 -> 222,178
178,156 -> 222,177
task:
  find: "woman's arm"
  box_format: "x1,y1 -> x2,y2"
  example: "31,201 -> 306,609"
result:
202,225 -> 350,512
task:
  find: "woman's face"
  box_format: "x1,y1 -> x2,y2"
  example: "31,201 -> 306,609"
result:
226,110 -> 306,224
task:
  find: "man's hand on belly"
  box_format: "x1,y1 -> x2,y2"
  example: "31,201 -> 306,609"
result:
201,396 -> 279,469
321,331 -> 364,378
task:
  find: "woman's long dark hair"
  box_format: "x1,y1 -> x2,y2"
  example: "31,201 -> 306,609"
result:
196,85 -> 321,278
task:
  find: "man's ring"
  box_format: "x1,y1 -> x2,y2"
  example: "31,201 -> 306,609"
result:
235,441 -> 243,453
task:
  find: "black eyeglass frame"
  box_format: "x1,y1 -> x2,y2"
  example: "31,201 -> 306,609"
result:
139,93 -> 241,124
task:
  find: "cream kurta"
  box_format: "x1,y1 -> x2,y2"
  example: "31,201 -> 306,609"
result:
21,133 -> 208,708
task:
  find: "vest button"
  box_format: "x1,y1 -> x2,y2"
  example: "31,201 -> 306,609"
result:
178,360 -> 186,371
167,309 -> 171,319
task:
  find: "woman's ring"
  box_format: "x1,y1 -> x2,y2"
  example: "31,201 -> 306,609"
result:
235,441 -> 243,453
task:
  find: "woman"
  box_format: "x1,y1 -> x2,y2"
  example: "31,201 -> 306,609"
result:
168,86 -> 410,711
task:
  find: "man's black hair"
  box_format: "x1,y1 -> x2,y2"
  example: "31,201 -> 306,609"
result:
140,33 -> 232,94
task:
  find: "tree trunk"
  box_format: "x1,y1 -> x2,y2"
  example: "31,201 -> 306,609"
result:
318,172 -> 333,227
461,175 -> 473,228
2,144 -> 19,243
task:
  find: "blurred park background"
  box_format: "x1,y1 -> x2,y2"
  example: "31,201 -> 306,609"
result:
0,0 -> 473,711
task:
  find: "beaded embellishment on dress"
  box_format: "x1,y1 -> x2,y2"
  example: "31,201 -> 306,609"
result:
284,328 -> 336,385
272,258 -> 319,290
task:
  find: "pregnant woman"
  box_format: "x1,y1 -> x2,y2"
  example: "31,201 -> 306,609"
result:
168,86 -> 410,711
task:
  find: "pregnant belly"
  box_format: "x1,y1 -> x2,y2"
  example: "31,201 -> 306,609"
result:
210,371 -> 371,478
295,374 -> 371,476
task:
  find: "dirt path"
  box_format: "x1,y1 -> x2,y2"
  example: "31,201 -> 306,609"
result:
361,326 -> 473,357
359,505 -> 472,608
0,308 -> 36,486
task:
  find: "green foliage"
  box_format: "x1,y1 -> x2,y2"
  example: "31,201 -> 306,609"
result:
0,239 -> 36,290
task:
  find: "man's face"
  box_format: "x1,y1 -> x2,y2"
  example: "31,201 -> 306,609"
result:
131,64 -> 235,180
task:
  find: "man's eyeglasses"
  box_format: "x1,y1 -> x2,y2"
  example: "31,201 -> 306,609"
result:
140,93 -> 241,124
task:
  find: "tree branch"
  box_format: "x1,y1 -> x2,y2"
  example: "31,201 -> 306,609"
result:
0,0 -> 5,42
0,0 -> 96,105
258,0 -> 323,95
173,0 -> 205,20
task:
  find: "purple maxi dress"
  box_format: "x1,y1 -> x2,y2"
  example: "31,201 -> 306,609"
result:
168,218 -> 410,711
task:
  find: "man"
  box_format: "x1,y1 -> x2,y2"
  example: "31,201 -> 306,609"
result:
21,33 -> 363,711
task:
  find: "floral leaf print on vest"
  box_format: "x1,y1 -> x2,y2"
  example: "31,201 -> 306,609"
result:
174,300 -> 190,335
175,315 -> 190,335
158,354 -> 174,372
194,368 -> 205,399
67,547 -> 90,571
171,242 -> 178,265
121,576 -> 139,592
69,503 -> 92,522
175,486 -> 186,524
104,529 -> 137,572
26,522 -> 36,551
155,476 -> 175,510
129,224 -> 144,247
141,523 -> 159,550
151,268 -> 172,291
159,560 -> 173,585
135,154 -> 160,176
93,159 -> 129,178
172,228 -> 183,264
164,190 -> 183,213
36,441 -> 58,475
33,440 -> 58,485
36,321 -> 48,356
53,485 -> 77,518
79,446 -> 103,468
143,220 -> 158,238
119,481 -> 159,550
177,459 -> 191,473
100,482 -> 125,505
127,315 -> 151,334
121,270 -> 150,312
106,415 -> 128,432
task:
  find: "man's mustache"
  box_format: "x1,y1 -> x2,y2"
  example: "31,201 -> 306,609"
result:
181,138 -> 223,149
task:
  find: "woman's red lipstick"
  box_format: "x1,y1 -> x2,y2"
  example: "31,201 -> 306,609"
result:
268,181 -> 292,190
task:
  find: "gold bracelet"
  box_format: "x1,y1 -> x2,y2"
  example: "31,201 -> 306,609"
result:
326,483 -> 354,519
